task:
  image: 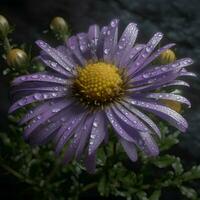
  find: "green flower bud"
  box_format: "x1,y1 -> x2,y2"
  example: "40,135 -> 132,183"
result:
7,48 -> 28,68
50,16 -> 68,34
0,15 -> 10,38
159,49 -> 176,64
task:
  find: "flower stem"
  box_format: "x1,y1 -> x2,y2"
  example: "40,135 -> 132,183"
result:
82,182 -> 97,192
3,36 -> 11,53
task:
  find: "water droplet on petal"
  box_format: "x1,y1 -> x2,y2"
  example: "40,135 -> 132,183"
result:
34,93 -> 42,100
104,48 -> 110,55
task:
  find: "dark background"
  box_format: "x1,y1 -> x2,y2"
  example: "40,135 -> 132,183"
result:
0,0 -> 200,198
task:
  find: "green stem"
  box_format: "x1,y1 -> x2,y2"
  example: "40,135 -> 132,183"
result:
3,37 -> 11,53
46,158 -> 61,182
82,182 -> 97,192
0,162 -> 34,185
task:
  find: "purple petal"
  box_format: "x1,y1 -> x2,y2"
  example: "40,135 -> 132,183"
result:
139,131 -> 159,156
119,138 -> 138,161
163,80 -> 190,88
11,73 -> 68,86
12,85 -> 68,96
112,104 -> 149,132
56,45 -> 77,67
20,100 -> 56,124
66,36 -> 86,66
105,107 -> 136,142
27,102 -> 72,144
39,57 -> 71,77
63,114 -> 96,164
23,99 -> 73,139
121,44 -> 145,67
141,43 -> 176,69
108,108 -> 158,156
88,24 -> 100,60
103,19 -> 119,62
55,109 -> 86,154
126,98 -> 188,132
141,93 -> 191,107
127,71 -> 179,93
113,23 -> 138,66
131,58 -> 194,85
117,101 -> 160,137
178,70 -> 197,78
77,33 -> 91,60
88,112 -> 107,155
85,151 -> 96,174
9,92 -> 67,113
97,26 -> 108,59
128,32 -> 163,76
28,120 -> 62,145
36,40 -> 74,73
75,114 -> 95,159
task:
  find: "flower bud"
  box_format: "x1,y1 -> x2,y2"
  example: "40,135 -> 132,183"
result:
50,17 -> 68,34
161,99 -> 181,113
0,15 -> 10,38
7,48 -> 28,68
159,49 -> 176,64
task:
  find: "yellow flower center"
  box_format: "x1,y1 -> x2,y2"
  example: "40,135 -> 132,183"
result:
73,62 -> 124,106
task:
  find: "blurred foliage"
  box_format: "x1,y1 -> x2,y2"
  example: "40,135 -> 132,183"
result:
0,15 -> 200,200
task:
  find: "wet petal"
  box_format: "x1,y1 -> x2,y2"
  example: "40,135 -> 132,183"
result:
163,80 -> 190,88
66,36 -> 86,66
11,73 -> 68,86
88,24 -> 100,60
139,131 -> 159,156
121,44 -> 145,67
126,98 -> 188,132
75,114 -> 95,159
39,57 -> 71,77
118,102 -> 160,137
77,33 -> 91,60
9,91 -> 67,113
55,109 -> 86,154
131,58 -> 194,85
128,32 -> 163,76
141,43 -> 176,69
141,93 -> 191,107
103,19 -> 119,62
112,104 -> 149,132
105,108 -> 136,142
97,26 -> 108,59
119,138 -> 138,161
23,99 -> 73,139
113,23 -> 138,66
36,40 -> 74,73
88,112 -> 107,155
85,151 -> 96,174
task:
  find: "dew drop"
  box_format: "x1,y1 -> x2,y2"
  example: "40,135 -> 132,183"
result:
104,48 -> 110,55
34,93 -> 42,100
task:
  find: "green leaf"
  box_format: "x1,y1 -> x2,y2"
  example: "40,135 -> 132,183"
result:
149,190 -> 161,200
172,157 -> 184,175
179,186 -> 198,199
159,132 -> 179,151
136,191 -> 148,200
98,175 -> 109,197
152,155 -> 176,168
182,165 -> 200,181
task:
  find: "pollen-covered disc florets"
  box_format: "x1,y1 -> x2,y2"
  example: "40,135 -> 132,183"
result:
73,62 -> 124,106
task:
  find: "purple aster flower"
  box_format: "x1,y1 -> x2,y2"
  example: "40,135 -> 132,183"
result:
9,19 -> 195,173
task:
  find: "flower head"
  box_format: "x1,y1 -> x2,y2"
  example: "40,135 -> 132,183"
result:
9,19 -> 195,173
